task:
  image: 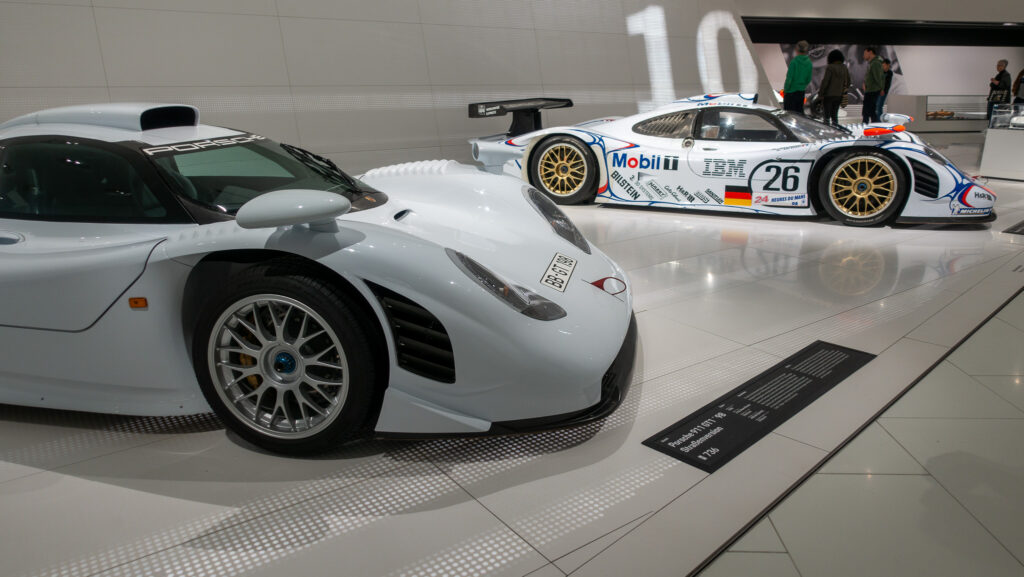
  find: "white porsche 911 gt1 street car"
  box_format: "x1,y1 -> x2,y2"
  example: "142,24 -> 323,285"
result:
0,103 -> 636,454
469,94 -> 996,226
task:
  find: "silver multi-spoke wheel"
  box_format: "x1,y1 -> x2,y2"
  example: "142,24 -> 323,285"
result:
208,294 -> 350,440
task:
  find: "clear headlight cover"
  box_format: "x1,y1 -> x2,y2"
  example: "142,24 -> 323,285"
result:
523,187 -> 591,254
446,248 -> 567,321
923,146 -> 949,165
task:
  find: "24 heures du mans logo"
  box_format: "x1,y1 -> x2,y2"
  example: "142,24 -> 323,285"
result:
612,152 -> 679,171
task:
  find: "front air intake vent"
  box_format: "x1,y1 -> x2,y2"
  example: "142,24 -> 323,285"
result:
909,159 -> 940,198
367,282 -> 455,383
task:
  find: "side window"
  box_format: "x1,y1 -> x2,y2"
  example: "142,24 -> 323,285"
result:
697,110 -> 787,142
632,111 -> 695,139
0,141 -> 167,221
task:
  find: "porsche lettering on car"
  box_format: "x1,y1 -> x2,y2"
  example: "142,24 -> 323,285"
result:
0,103 -> 636,454
469,94 -> 995,226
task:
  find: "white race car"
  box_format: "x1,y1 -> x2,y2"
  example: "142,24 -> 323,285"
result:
469,94 -> 996,226
0,103 -> 636,454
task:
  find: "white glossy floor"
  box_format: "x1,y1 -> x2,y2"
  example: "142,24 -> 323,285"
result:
2,139 -> 1023,577
700,289 -> 1024,577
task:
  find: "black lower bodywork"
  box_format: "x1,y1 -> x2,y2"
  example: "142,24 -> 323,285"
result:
895,211 -> 997,224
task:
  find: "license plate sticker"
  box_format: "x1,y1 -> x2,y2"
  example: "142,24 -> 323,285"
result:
541,253 -> 577,292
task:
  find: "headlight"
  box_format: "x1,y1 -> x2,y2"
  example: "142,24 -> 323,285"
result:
523,187 -> 591,254
923,146 -> 949,165
446,248 -> 567,321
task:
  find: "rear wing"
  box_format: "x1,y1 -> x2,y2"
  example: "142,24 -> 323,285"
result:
468,98 -> 573,138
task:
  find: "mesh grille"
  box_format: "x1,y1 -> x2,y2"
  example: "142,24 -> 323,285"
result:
633,111 -> 695,138
909,159 -> 940,198
368,282 -> 455,384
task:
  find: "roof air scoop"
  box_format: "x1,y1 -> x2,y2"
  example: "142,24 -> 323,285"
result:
140,106 -> 199,130
0,103 -> 200,132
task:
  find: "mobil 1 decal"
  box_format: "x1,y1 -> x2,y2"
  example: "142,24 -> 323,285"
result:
611,151 -> 680,171
748,159 -> 813,207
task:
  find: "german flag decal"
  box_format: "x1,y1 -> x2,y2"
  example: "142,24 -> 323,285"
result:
723,185 -> 752,207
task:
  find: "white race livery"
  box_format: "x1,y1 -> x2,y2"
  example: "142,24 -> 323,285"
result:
0,103 -> 636,453
470,94 -> 996,226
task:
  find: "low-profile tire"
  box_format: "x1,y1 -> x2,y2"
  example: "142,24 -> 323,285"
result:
528,135 -> 599,205
817,150 -> 907,226
192,262 -> 379,454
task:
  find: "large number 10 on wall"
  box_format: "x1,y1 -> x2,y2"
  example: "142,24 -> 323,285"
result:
627,6 -> 760,111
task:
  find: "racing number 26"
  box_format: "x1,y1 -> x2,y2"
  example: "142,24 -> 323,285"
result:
763,165 -> 800,192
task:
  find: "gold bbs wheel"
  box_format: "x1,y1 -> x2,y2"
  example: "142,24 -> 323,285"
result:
827,155 -> 897,219
538,143 -> 587,196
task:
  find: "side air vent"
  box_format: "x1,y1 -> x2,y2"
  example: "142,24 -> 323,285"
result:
909,158 -> 940,198
367,282 -> 456,384
140,106 -> 199,130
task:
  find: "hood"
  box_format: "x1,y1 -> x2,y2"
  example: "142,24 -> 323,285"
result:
354,161 -> 586,264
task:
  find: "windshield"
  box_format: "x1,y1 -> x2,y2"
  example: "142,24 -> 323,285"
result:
145,136 -> 386,214
770,110 -> 850,142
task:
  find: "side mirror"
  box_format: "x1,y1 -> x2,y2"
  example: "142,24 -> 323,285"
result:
236,189 -> 351,232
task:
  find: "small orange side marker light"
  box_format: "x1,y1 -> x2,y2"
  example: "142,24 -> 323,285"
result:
129,297 -> 149,310
863,127 -> 893,136
892,125 -> 906,132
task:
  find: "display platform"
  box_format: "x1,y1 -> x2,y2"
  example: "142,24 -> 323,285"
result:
1,144 -> 1023,577
981,104 -> 1024,181
888,95 -> 989,132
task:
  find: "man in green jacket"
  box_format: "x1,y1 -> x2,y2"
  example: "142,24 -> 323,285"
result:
862,46 -> 884,123
783,40 -> 812,115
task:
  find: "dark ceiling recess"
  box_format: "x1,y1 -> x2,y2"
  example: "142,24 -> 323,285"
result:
742,17 -> 1024,47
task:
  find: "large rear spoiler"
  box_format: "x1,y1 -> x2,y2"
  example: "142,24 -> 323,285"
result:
468,98 -> 573,138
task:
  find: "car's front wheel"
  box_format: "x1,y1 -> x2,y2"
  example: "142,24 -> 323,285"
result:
528,135 -> 598,205
192,263 -> 378,454
818,151 -> 906,226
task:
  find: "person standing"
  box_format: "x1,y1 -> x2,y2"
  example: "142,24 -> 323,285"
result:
819,49 -> 851,127
987,59 -> 1011,119
875,58 -> 894,119
783,40 -> 812,115
862,46 -> 883,124
1011,66 -> 1024,105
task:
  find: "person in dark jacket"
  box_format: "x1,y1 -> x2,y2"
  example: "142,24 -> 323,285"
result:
1014,67 -> 1024,104
862,46 -> 883,123
988,59 -> 1011,119
875,59 -> 893,119
783,40 -> 812,115
819,49 -> 851,127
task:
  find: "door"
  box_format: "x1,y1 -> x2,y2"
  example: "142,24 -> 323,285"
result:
0,137 -> 191,331
686,107 -> 814,211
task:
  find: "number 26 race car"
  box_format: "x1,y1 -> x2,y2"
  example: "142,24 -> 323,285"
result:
469,94 -> 995,226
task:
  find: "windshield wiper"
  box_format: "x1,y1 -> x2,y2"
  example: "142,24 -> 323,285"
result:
280,143 -> 359,190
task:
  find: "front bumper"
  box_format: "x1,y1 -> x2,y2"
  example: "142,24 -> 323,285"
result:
374,312 -> 638,439
490,312 -> 638,434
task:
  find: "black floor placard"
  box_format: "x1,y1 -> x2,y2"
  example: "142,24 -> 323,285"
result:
643,341 -> 875,473
1003,219 -> 1024,236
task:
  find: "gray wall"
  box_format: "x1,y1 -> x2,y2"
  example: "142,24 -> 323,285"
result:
0,0 -> 766,173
